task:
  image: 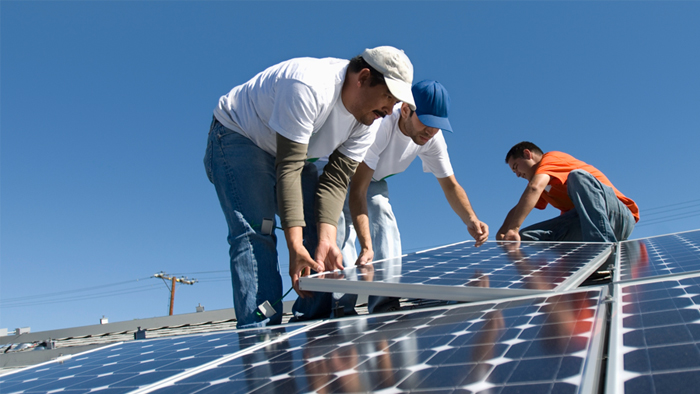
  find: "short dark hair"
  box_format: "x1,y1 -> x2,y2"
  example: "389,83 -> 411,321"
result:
505,141 -> 543,163
348,55 -> 386,87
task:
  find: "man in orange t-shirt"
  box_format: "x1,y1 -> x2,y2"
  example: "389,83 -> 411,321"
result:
496,141 -> 639,242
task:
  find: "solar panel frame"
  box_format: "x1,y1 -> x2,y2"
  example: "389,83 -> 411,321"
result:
0,340 -> 124,379
0,323 -> 313,394
581,285 -> 611,394
141,287 -> 609,394
626,228 -> 700,243
614,229 -> 700,284
605,271 -> 700,394
300,240 -> 613,302
11,229 -> 700,394
131,320 -> 328,394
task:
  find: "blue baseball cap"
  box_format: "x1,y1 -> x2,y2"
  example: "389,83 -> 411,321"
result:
412,80 -> 453,133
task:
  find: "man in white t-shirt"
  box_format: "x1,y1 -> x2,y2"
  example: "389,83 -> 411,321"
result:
339,80 -> 489,313
204,46 -> 415,328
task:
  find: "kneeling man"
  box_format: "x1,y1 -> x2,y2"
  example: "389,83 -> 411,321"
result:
497,141 -> 639,243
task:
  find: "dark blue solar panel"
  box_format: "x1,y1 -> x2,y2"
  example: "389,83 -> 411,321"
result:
301,240 -> 611,301
617,230 -> 700,283
0,327 -> 296,394
608,274 -> 700,394
149,289 -> 606,394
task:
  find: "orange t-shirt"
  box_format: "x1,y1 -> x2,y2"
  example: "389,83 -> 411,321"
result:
534,151 -> 640,222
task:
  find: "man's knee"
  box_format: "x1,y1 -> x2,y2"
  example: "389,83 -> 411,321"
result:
368,193 -> 394,219
567,169 -> 595,188
567,169 -> 606,199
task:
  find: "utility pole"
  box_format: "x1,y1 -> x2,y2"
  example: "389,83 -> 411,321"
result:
153,272 -> 197,316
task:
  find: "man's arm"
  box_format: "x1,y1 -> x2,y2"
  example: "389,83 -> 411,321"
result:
315,149 -> 359,272
437,175 -> 489,247
276,134 -> 323,297
496,173 -> 551,241
348,162 -> 376,265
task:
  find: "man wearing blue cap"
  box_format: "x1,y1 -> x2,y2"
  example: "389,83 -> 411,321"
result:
340,80 -> 489,313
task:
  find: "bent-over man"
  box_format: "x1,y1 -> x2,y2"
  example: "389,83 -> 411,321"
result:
205,46 -> 415,328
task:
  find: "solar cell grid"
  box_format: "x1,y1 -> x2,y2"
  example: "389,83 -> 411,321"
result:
148,289 -> 606,394
607,274 -> 700,394
617,229 -> 700,283
10,231 -> 700,394
300,240 -> 612,302
0,326 -> 296,394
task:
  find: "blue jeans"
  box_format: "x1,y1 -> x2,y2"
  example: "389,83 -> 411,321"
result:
520,169 -> 635,242
289,169 -> 356,321
205,118 -> 318,328
342,180 -> 402,313
291,179 -> 404,319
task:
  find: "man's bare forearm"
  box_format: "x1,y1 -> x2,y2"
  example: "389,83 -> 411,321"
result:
438,175 -> 478,226
498,173 -> 550,237
349,196 -> 372,251
348,162 -> 375,253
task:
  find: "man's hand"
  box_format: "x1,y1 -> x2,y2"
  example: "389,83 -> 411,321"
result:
497,228 -> 521,242
497,228 -> 523,259
355,247 -> 374,265
285,227 -> 323,298
288,241 -> 324,298
467,220 -> 489,247
316,222 -> 344,272
315,238 -> 344,272
496,173 -> 550,243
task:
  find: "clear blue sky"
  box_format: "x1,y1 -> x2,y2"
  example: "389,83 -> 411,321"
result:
2,1 -> 699,333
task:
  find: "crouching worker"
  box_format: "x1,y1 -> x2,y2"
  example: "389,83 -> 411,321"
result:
497,141 -> 639,243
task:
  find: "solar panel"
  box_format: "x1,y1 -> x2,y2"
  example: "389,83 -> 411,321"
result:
606,272 -> 700,394
0,325 -> 305,394
143,288 -> 607,394
616,229 -> 700,283
300,240 -> 612,302
10,230 -> 700,394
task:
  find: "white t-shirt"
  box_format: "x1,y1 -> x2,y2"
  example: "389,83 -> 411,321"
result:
307,92 -> 378,161
363,104 -> 454,181
213,57 -> 377,162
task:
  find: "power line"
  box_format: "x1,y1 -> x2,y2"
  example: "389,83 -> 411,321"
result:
193,278 -> 230,283
168,273 -> 229,281
636,210 -> 700,227
1,284 -> 161,309
169,270 -> 229,276
634,198 -> 700,227
644,202 -> 700,218
0,277 -> 154,303
644,198 -> 700,212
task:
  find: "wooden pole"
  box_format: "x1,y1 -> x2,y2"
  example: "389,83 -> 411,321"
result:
152,272 -> 197,317
169,277 -> 176,316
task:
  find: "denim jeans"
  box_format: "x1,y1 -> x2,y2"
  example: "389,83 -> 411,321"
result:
342,180 -> 402,313
291,179 -> 404,319
205,118 -> 319,328
289,178 -> 357,321
520,169 -> 635,242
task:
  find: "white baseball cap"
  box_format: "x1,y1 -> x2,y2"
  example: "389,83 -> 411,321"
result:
361,46 -> 416,110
